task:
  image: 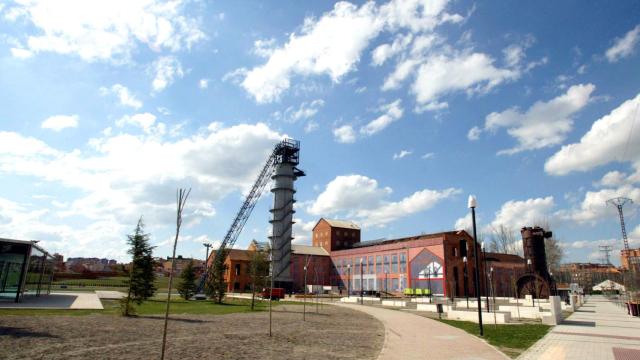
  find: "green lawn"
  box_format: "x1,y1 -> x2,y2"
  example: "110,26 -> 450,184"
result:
0,297 -> 283,317
438,319 -> 550,358
52,276 -> 172,291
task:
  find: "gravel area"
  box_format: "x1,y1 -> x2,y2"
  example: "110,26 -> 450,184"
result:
0,304 -> 383,360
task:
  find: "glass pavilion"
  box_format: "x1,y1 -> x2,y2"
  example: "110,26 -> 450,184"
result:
0,238 -> 54,302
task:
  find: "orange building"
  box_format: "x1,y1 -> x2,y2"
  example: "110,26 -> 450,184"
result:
621,248 -> 640,271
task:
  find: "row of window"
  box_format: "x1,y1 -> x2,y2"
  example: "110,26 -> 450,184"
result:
336,253 -> 407,275
314,230 -> 357,238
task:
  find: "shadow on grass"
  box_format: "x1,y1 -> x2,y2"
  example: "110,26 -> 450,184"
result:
0,327 -> 59,339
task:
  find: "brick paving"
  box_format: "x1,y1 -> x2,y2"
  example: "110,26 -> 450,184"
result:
519,296 -> 640,360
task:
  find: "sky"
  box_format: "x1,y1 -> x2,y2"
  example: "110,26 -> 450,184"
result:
0,0 -> 639,265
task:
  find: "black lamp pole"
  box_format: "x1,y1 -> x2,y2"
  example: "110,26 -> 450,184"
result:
360,258 -> 364,303
469,195 -> 484,336
464,256 -> 469,309
347,264 -> 351,298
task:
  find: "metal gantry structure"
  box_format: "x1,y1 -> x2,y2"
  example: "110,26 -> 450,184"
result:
606,197 -> 633,251
196,139 -> 304,294
599,245 -> 613,265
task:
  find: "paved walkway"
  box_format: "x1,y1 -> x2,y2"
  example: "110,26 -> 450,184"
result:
337,303 -> 507,360
519,296 -> 640,360
0,292 -> 103,309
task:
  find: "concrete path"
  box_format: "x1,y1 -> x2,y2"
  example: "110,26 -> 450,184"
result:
95,290 -> 126,300
337,303 -> 507,360
0,292 -> 103,309
519,296 -> 640,360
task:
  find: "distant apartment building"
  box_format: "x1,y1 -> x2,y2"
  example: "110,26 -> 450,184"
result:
162,256 -> 205,276
65,257 -> 118,273
557,262 -> 622,291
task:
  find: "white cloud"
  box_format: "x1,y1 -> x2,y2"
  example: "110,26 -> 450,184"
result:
489,196 -> 555,231
100,84 -> 143,109
360,99 -> 403,136
115,113 -> 162,134
605,24 -> 640,63
253,38 -> 277,57
557,185 -> 640,224
478,84 -> 595,155
292,218 -> 317,245
151,56 -> 184,92
545,92 -> 640,176
371,33 -> 413,66
333,125 -> 357,143
467,126 -> 481,141
0,123 -> 283,234
238,0 -> 459,103
596,171 -> 630,188
304,121 -> 319,133
278,99 -> 325,123
393,150 -> 412,159
454,213 -> 472,230
412,51 -> 520,111
41,114 -> 79,131
307,174 -> 460,227
5,0 -> 205,63
199,78 -> 209,89
10,47 -> 33,59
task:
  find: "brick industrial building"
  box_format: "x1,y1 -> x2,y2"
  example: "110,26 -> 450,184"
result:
211,218 -> 528,298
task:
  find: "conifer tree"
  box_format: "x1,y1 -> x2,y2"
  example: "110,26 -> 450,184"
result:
123,217 -> 157,315
177,260 -> 197,300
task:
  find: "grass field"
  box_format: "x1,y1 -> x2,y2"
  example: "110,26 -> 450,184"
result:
0,297 -> 293,317
52,276 -> 171,290
438,319 -> 550,358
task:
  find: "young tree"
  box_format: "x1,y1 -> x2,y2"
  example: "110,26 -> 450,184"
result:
177,260 -> 197,300
489,225 -> 522,256
122,217 -> 157,316
534,218 -> 564,271
248,245 -> 270,310
206,250 -> 228,304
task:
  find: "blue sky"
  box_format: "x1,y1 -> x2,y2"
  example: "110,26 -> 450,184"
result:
0,0 -> 639,265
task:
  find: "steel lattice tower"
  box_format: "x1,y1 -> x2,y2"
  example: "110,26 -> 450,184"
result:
606,197 -> 633,251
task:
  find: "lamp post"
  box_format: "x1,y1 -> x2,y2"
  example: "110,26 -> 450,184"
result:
490,266 -> 497,328
303,265 -> 307,321
468,195 -> 484,336
463,256 -> 469,309
482,242 -> 489,311
427,268 -> 432,303
384,270 -> 388,299
360,257 -> 364,304
527,258 -> 535,307
347,264 -> 351,298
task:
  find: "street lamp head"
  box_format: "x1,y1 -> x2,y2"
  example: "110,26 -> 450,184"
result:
463,256 -> 467,263
481,241 -> 485,250
490,267 -> 494,272
347,264 -> 351,269
303,266 -> 307,271
359,258 -> 363,264
527,258 -> 532,265
467,195 -> 477,209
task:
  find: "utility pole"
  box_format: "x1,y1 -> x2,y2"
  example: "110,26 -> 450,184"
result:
599,245 -> 613,265
203,242 -> 213,264
606,197 -> 633,251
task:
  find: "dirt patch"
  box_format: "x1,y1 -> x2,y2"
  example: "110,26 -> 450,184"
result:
0,304 -> 383,360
